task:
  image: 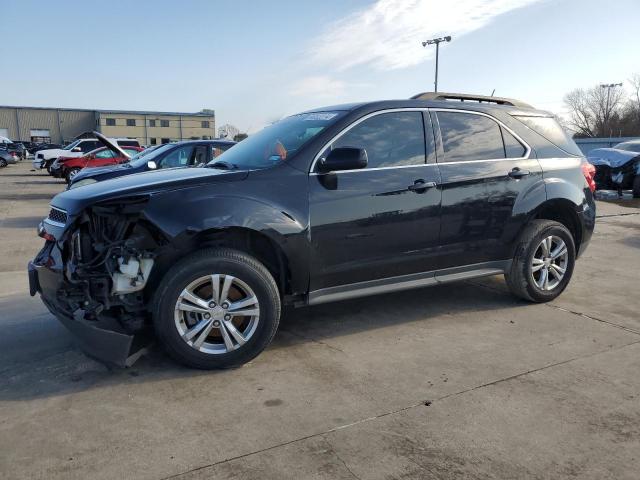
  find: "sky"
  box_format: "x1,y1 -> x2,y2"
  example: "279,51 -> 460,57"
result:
1,0 -> 640,133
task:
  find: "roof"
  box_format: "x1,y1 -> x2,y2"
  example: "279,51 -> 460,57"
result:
410,91 -> 534,109
0,105 -> 214,117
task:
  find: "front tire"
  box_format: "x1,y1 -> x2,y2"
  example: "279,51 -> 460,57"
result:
153,248 -> 281,369
505,220 -> 576,303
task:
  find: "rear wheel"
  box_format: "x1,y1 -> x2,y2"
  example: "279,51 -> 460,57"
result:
153,248 -> 281,369
505,220 -> 575,302
0,158 -> 7,168
65,167 -> 81,183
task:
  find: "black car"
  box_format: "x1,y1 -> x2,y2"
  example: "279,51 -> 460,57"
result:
29,92 -> 596,369
69,139 -> 236,189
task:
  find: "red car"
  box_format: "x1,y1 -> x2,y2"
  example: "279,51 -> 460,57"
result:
54,146 -> 144,182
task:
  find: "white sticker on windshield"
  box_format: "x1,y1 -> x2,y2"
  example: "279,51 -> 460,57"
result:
302,112 -> 338,121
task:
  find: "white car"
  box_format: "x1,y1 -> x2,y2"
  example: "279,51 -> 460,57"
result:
32,137 -> 140,173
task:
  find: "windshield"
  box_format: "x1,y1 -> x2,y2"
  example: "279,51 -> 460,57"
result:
63,140 -> 80,150
614,142 -> 640,153
207,111 -> 345,170
128,144 -> 171,167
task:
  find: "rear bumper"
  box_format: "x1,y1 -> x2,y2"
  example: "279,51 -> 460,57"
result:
576,194 -> 596,258
28,254 -> 148,367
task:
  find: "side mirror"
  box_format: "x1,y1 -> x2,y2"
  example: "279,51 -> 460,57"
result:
318,147 -> 367,173
72,147 -> 82,152
147,160 -> 157,170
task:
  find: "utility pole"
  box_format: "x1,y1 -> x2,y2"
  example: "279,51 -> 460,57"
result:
422,36 -> 452,92
600,83 -> 622,136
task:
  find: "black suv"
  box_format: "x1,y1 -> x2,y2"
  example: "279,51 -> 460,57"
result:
29,92 -> 596,369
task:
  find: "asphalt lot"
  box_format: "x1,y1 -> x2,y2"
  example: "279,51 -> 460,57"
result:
0,160 -> 639,479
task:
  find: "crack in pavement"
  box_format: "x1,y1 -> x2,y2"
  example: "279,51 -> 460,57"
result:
159,339 -> 640,480
545,303 -> 640,336
280,328 -> 346,354
595,212 -> 639,219
321,435 -> 361,480
465,279 -> 640,337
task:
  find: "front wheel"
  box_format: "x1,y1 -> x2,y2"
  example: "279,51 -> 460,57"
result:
0,158 -> 7,168
153,248 -> 281,369
505,220 -> 576,303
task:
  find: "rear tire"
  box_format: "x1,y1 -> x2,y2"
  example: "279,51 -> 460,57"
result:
153,248 -> 281,369
633,176 -> 640,198
0,159 -> 7,168
505,220 -> 576,303
65,168 -> 81,184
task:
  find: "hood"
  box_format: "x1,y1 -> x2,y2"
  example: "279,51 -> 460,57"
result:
52,166 -> 249,214
94,131 -> 131,159
37,148 -> 85,159
587,148 -> 639,168
70,163 -> 130,183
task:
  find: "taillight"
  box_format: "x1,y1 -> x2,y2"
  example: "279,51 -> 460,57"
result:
581,161 -> 596,193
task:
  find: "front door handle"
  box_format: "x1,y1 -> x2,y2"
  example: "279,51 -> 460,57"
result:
408,179 -> 437,193
508,167 -> 530,179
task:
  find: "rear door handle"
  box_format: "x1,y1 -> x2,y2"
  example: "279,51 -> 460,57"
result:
408,180 -> 437,192
508,167 -> 530,179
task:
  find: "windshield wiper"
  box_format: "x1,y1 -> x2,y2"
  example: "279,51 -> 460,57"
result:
206,160 -> 238,170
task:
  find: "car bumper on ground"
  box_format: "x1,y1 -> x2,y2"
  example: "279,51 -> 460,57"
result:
28,244 -> 149,367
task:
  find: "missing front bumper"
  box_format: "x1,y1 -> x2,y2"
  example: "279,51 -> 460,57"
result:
28,261 -> 151,367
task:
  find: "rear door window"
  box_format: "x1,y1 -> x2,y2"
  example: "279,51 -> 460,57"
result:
436,111 -> 505,162
502,128 -> 526,158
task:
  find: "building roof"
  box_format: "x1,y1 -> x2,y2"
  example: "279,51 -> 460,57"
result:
0,105 -> 214,117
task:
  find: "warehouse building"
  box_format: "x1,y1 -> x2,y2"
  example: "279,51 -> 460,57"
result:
0,105 -> 216,146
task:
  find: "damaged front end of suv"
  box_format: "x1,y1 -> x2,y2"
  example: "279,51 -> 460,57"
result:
28,166 -> 254,366
30,196 -> 165,366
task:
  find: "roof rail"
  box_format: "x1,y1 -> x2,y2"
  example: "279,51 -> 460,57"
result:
411,92 -> 533,109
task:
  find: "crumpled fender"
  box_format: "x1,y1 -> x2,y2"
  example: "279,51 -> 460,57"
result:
142,191 -> 310,293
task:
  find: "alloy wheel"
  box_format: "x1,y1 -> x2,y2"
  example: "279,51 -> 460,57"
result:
174,274 -> 260,354
531,235 -> 568,291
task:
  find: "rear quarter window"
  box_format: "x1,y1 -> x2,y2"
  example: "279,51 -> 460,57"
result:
512,115 -> 582,157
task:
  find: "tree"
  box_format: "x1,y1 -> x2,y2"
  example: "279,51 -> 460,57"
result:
233,133 -> 248,142
564,84 -> 625,137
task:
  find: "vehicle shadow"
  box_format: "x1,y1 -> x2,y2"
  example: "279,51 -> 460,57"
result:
0,216 -> 44,228
0,278 -> 520,402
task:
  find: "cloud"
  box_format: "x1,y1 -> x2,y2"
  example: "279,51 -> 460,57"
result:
307,0 -> 541,71
290,75 -> 372,99
290,75 -> 349,98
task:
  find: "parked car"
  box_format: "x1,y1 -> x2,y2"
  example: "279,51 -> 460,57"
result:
0,149 -> 17,167
587,143 -> 640,197
52,145 -> 144,182
33,137 -> 141,173
29,92 -> 596,369
0,141 -> 27,160
69,139 -> 236,189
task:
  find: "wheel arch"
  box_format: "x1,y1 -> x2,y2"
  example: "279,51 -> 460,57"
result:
531,198 -> 583,253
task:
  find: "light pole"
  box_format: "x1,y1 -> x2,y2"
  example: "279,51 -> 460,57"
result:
422,36 -> 452,92
600,83 -> 622,137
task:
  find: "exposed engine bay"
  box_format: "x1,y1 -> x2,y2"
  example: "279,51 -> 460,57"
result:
48,197 -> 166,334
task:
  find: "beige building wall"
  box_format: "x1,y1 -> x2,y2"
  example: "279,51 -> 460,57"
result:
0,107 -> 215,145
97,112 -> 215,145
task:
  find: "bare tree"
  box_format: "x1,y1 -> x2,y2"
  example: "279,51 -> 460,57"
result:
563,84 -> 624,137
